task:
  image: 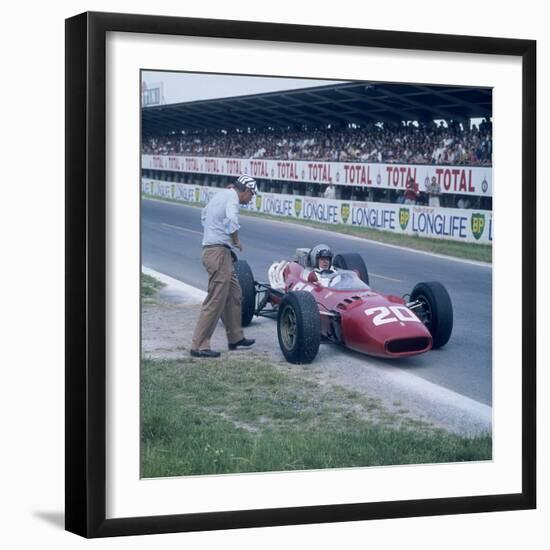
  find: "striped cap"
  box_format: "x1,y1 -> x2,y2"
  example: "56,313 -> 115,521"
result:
235,174 -> 257,194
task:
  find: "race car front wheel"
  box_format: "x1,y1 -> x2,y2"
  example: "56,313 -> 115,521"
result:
410,281 -> 453,349
277,291 -> 321,364
234,260 -> 256,327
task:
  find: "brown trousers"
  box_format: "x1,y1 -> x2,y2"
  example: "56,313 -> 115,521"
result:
191,246 -> 244,351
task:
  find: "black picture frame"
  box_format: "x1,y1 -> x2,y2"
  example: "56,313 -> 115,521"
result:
65,11 -> 536,538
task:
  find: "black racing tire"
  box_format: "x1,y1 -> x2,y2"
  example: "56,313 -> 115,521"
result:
277,291 -> 321,364
410,281 -> 453,349
234,260 -> 255,327
333,253 -> 369,285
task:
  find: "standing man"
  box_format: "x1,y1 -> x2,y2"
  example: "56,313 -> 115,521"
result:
427,175 -> 441,207
323,182 -> 336,200
190,175 -> 257,358
404,176 -> 420,205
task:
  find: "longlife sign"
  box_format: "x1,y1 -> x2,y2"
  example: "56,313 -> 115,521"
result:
142,155 -> 492,197
142,179 -> 493,244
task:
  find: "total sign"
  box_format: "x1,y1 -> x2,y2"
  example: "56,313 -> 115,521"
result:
142,155 -> 493,197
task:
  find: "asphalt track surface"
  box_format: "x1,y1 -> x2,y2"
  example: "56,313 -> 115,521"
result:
142,197 -> 493,405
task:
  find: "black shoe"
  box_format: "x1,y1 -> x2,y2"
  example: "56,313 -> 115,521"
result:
190,349 -> 221,358
228,338 -> 255,351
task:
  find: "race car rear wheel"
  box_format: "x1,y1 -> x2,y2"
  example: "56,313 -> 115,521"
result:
410,281 -> 453,349
277,291 -> 321,364
333,253 -> 369,285
234,260 -> 256,327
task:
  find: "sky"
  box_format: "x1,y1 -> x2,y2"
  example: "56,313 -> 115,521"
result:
141,70 -> 343,105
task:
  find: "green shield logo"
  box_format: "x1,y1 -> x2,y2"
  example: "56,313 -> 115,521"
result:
294,198 -> 302,217
255,195 -> 262,211
399,208 -> 410,230
341,203 -> 350,224
471,213 -> 485,240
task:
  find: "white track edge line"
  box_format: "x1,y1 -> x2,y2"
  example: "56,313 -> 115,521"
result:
142,266 -> 207,301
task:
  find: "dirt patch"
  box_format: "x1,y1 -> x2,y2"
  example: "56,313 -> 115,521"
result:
141,300 -> 284,363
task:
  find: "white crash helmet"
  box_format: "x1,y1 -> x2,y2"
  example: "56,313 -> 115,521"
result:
309,244 -> 333,268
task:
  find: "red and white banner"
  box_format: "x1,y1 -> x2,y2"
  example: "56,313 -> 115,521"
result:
142,154 -> 492,197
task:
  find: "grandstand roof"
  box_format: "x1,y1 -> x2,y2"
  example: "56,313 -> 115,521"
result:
142,81 -> 492,136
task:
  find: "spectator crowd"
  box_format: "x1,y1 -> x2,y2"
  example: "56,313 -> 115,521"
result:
142,119 -> 492,166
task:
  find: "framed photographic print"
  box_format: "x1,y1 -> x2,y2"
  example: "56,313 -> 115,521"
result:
65,11 -> 536,538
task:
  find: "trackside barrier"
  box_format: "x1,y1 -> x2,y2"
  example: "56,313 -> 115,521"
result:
142,179 -> 492,244
142,154 -> 493,197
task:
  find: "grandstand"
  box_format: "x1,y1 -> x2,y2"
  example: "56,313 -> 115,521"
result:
141,80 -> 492,210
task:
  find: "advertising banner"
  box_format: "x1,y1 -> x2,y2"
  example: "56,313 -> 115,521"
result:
142,154 -> 492,197
142,179 -> 493,244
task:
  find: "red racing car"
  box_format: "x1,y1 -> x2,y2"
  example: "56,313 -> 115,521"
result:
234,245 -> 453,364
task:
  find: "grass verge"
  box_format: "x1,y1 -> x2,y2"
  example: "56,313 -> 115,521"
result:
143,194 -> 492,263
141,356 -> 492,478
141,272 -> 165,303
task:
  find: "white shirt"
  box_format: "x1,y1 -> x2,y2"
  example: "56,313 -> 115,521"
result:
324,186 -> 336,199
201,188 -> 240,246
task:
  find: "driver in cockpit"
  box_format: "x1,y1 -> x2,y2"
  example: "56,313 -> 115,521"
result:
313,247 -> 336,276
